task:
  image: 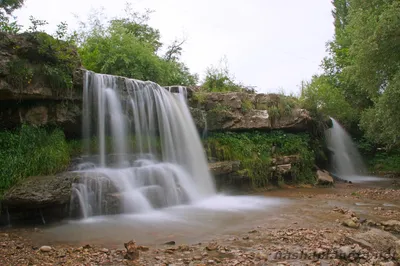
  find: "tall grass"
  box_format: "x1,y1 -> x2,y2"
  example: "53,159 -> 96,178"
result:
0,125 -> 70,196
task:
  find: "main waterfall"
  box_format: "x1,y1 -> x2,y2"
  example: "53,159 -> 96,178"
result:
71,71 -> 216,218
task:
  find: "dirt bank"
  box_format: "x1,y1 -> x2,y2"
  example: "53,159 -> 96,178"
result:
1,180 -> 400,265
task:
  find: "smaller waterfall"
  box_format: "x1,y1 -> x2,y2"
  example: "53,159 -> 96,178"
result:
325,118 -> 366,177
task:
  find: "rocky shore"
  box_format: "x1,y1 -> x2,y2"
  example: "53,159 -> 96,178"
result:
1,181 -> 400,265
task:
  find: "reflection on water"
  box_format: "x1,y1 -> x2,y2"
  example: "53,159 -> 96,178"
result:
37,195 -> 288,247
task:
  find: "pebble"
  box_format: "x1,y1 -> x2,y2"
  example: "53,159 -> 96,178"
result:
40,246 -> 52,252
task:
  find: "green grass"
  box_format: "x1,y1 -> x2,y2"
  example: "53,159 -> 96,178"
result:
203,131 -> 316,187
0,125 -> 70,196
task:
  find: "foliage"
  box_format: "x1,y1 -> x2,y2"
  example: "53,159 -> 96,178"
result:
300,74 -> 357,129
75,6 -> 197,86
0,0 -> 23,33
366,150 -> 400,173
204,131 -> 316,187
201,58 -> 255,93
302,0 -> 400,153
0,125 -> 70,196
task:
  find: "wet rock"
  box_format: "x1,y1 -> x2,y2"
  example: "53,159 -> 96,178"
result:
40,246 -> 52,252
342,219 -> 360,229
124,240 -> 139,260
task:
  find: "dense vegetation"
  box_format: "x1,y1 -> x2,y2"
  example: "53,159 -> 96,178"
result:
204,131 -> 316,187
301,0 -> 400,172
0,125 -> 70,196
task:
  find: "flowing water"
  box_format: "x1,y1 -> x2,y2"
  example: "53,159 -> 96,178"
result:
325,118 -> 386,183
58,70 -> 286,243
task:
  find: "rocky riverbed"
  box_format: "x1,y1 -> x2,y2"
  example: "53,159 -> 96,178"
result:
1,180 -> 400,265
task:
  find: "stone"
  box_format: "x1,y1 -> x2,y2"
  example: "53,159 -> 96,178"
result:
317,170 -> 334,186
342,219 -> 359,229
39,246 -> 52,252
189,92 -> 313,132
124,240 -> 139,260
395,240 -> 400,259
381,220 -> 400,233
1,171 -> 117,221
347,228 -> 399,252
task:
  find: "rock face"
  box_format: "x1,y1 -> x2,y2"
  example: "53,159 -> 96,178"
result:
0,32 -> 83,137
189,92 -> 312,132
208,161 -> 250,190
1,171 -> 118,224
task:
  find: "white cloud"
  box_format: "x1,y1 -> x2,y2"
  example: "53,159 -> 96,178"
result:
14,0 -> 334,94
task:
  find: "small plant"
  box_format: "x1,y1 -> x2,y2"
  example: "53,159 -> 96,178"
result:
241,99 -> 254,113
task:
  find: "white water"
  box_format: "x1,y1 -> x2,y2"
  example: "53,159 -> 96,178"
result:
325,118 -> 366,176
325,118 -> 386,183
71,71 -> 282,221
72,71 -> 217,218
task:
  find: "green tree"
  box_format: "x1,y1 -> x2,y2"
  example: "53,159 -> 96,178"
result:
76,6 -> 197,86
0,0 -> 24,33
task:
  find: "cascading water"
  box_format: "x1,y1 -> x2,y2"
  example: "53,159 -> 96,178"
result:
325,118 -> 367,178
71,71 -> 216,218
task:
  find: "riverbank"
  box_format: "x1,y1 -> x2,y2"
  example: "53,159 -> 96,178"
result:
1,179 -> 400,265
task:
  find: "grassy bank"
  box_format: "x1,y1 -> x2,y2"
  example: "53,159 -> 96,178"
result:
203,131 -> 316,187
0,125 -> 70,196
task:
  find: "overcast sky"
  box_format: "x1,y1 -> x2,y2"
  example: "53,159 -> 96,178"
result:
14,0 -> 334,94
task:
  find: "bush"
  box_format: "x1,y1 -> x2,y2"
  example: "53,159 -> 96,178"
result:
204,131 -> 316,187
0,125 -> 70,196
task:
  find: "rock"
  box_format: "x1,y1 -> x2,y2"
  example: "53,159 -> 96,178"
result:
342,219 -> 359,229
205,242 -> 218,251
39,246 -> 52,252
208,161 -> 240,176
395,240 -> 400,259
381,220 -> 400,233
347,228 -> 399,252
338,246 -> 353,257
317,170 -> 334,186
189,92 -> 313,132
1,171 -> 117,222
163,241 -> 176,246
124,240 -> 139,260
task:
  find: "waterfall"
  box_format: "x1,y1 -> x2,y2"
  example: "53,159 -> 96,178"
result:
325,118 -> 366,177
72,71 -> 216,218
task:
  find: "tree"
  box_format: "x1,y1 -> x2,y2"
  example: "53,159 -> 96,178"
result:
76,6 -> 197,86
0,0 -> 24,33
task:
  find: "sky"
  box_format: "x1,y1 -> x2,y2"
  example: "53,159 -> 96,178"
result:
14,0 -> 335,94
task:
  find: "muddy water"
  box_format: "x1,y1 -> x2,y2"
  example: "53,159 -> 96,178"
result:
26,176 -> 399,249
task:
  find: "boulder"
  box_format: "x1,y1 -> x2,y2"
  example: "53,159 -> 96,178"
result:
208,161 -> 249,191
316,170 -> 334,186
381,220 -> 400,233
1,171 -> 118,224
347,228 -> 399,252
209,161 -> 241,176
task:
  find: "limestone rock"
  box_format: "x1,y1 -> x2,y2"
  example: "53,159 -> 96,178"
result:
39,246 -> 52,252
381,220 -> 400,233
190,92 -> 313,132
317,170 -> 334,186
347,228 -> 399,252
1,171 -> 118,222
342,219 -> 360,229
208,161 -> 240,176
